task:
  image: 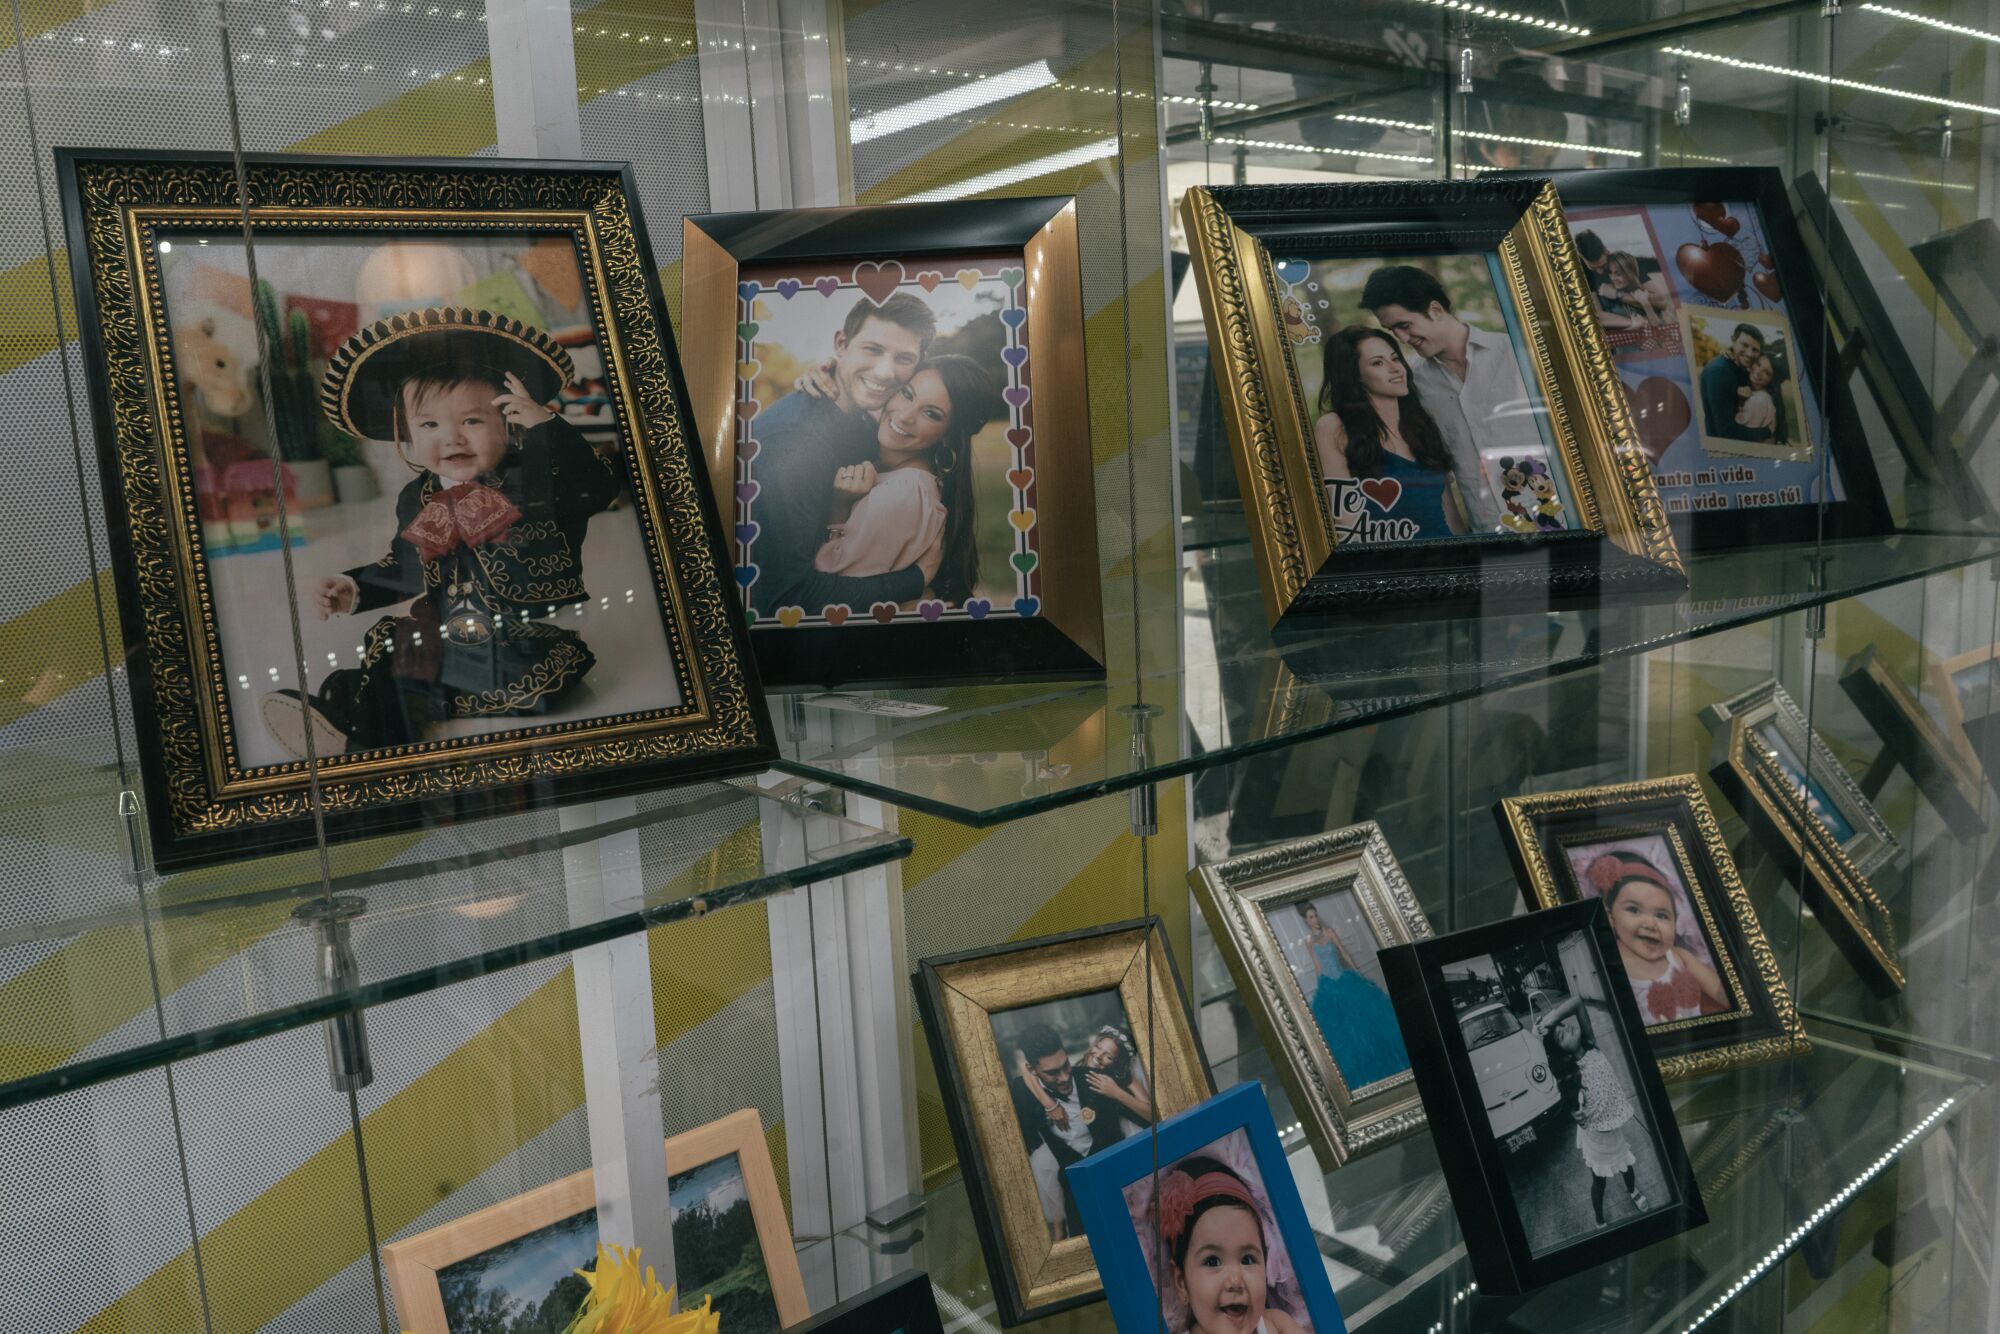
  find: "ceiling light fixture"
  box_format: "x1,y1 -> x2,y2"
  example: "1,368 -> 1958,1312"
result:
900,138 -> 1119,202
851,59 -> 1056,143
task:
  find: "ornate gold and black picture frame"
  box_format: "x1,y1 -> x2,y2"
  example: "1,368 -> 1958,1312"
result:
1497,776 -> 1808,1077
1699,680 -> 1901,876
682,197 -> 1103,688
1179,177 -> 1685,627
1191,823 -> 1431,1171
1705,716 -> 1906,998
58,150 -> 772,869
912,918 -> 1212,1327
1840,645 -> 1987,839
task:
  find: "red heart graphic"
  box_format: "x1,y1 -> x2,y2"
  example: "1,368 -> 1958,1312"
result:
737,437 -> 760,461
1359,476 -> 1402,510
1007,468 -> 1034,490
1757,251 -> 1774,271
1714,216 -> 1741,238
916,270 -> 943,293
1752,271 -> 1783,303
1623,376 -> 1691,465
1675,242 -> 1746,304
738,398 -> 760,421
822,605 -> 850,626
1693,201 -> 1728,228
870,602 -> 898,624
853,259 -> 906,306
1006,428 -> 1031,448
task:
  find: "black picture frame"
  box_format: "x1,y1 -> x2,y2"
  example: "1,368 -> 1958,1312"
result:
1378,899 -> 1706,1294
781,1270 -> 943,1334
56,149 -> 774,870
1523,165 -> 1896,552
682,197 -> 1104,690
1182,177 -> 1687,627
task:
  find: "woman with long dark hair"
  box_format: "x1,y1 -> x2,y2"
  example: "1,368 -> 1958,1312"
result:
1313,327 -> 1465,539
814,352 -> 1000,608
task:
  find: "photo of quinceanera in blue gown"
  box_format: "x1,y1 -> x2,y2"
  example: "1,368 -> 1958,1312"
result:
1300,903 -> 1411,1090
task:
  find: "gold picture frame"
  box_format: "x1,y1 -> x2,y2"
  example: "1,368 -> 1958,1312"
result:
381,1108 -> 807,1334
1180,177 -> 1684,627
1191,822 -> 1432,1171
1498,775 -> 1809,1077
911,918 -> 1212,1326
57,150 -> 772,869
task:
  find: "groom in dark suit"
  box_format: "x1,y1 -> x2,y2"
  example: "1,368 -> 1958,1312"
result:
1009,1021 -> 1127,1239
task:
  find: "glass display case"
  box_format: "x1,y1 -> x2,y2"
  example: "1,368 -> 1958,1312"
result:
1,0 -> 1997,1332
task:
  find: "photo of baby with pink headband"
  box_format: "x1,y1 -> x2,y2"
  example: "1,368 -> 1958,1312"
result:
1565,835 -> 1734,1027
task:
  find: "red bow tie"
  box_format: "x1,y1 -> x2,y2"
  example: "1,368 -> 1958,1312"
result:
402,482 -> 523,561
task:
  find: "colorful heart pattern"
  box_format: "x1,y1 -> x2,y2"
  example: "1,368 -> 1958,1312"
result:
955,268 -> 982,290
775,279 -> 802,300
966,599 -> 991,620
738,281 -> 761,301
737,435 -> 760,460
1009,509 -> 1036,533
738,400 -> 760,423
734,566 -> 757,588
777,607 -> 804,628
1000,267 -> 1024,287
854,259 -> 906,306
737,359 -> 761,382
823,605 -> 850,626
1275,259 -> 1309,287
1003,386 -> 1029,408
1014,596 -> 1040,617
735,522 -> 759,547
916,271 -> 943,293
1007,467 -> 1033,490
919,600 -> 945,621
735,480 -> 760,505
1000,307 -> 1026,329
814,276 -> 841,297
1006,427 -> 1031,448
737,322 -> 759,342
869,602 -> 898,624
1011,551 -> 1038,575
1001,346 -> 1027,368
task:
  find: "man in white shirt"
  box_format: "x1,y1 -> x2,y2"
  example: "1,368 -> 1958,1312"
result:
1362,264 -> 1553,533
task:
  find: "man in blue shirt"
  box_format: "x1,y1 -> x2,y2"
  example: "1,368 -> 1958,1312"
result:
746,292 -> 940,616
1698,322 -> 1774,444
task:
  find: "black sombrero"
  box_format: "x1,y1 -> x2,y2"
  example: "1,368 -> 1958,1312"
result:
320,306 -> 574,441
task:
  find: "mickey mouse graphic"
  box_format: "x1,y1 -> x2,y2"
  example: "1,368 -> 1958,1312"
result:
1496,457 -> 1538,534
1523,458 -> 1567,532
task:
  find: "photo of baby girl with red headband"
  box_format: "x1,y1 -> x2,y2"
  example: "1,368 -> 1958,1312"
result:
1565,839 -> 1732,1027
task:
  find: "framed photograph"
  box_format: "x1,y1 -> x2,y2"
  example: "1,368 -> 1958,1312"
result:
912,918 -> 1213,1326
683,197 -> 1103,688
1180,177 -> 1685,627
1699,680 -> 1901,876
1378,900 -> 1707,1294
57,149 -> 772,870
1839,645 -> 1986,838
1706,711 -> 1906,998
781,1270 -> 942,1334
1496,776 -> 1808,1079
1067,1080 -> 1349,1334
381,1108 -> 808,1334
1532,166 -> 1894,548
1190,823 -> 1432,1169
1933,643 -> 2000,769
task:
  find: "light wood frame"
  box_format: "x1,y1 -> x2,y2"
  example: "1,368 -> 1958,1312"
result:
1933,643 -> 2000,766
1840,645 -> 1986,838
381,1109 -> 807,1333
1191,823 -> 1432,1170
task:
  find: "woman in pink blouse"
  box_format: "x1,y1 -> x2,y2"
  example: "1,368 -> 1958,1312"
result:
815,353 -> 1000,609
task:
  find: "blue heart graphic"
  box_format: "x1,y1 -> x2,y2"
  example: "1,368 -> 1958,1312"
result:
1014,596 -> 1040,617
1275,260 -> 1309,287
775,279 -> 801,299
1000,308 -> 1026,328
738,281 -> 761,301
735,522 -> 759,546
734,566 -> 757,588
1001,346 -> 1027,367
965,598 -> 991,620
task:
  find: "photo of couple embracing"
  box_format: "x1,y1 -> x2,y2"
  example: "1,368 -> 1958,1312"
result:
734,261 -> 1031,627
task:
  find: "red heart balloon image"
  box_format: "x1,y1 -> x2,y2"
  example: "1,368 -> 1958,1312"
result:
1359,476 -> 1403,510
822,605 -> 850,626
1757,251 -> 1775,271
1753,271 -> 1783,303
1692,201 -> 1729,227
1622,376 -> 1692,465
1714,216 -> 1741,238
1675,242 -> 1747,304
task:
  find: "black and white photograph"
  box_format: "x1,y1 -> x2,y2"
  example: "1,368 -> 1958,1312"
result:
990,992 -> 1156,1243
1446,932 -> 1674,1258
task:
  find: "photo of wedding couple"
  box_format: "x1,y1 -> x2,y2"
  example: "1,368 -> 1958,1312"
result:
732,255 -> 1033,626
1273,252 -> 1574,545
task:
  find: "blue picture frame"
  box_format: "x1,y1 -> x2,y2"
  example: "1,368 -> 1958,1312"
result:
1065,1082 -> 1349,1334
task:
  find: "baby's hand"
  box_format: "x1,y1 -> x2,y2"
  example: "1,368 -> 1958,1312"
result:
313,574 -> 358,620
795,359 -> 839,400
494,371 -> 556,429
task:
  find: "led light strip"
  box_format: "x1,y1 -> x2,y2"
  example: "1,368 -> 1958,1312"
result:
1835,165 -> 1977,191
845,56 -> 1259,111
1334,111 -> 1436,134
899,139 -> 1119,203
1414,0 -> 1589,36
1664,45 -> 2000,117
1453,127 -> 1644,158
1680,1096 -> 1959,1333
1213,134 -> 1435,165
1858,2 -> 2000,45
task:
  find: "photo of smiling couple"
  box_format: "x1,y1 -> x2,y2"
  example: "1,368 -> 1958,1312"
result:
734,260 -> 1029,625
1276,254 -> 1577,545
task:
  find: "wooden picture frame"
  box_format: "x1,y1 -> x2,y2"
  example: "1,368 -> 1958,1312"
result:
382,1108 -> 807,1334
1699,680 -> 1902,876
911,918 -> 1213,1326
1932,643 -> 2000,777
682,197 -> 1103,688
1527,165 -> 1896,550
1190,823 -> 1432,1169
1497,775 -> 1808,1079
1180,176 -> 1685,627
1067,1081 -> 1350,1334
1840,645 -> 1986,836
1378,900 -> 1707,1295
781,1270 -> 942,1334
1706,715 -> 1906,998
57,149 -> 772,869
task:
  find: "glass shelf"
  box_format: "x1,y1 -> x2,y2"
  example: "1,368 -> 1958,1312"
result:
830,1031 -> 1976,1333
776,532 -> 2000,826
0,776 -> 908,1113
